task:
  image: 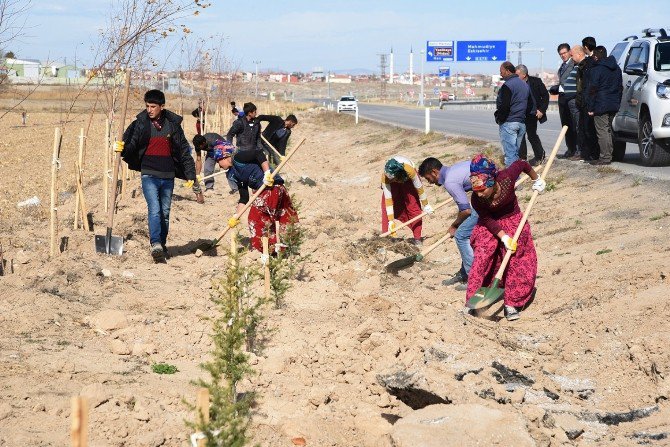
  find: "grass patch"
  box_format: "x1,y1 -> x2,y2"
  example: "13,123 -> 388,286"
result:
596,249 -> 612,255
596,166 -> 620,174
151,363 -> 178,374
418,131 -> 445,146
649,211 -> 669,221
632,177 -> 643,187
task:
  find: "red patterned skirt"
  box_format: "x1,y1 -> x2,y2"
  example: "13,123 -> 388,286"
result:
380,180 -> 423,239
465,212 -> 537,308
248,184 -> 298,253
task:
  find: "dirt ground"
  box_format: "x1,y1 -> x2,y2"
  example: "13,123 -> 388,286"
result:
0,100 -> 669,446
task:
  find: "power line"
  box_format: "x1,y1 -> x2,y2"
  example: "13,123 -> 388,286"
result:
509,41 -> 530,65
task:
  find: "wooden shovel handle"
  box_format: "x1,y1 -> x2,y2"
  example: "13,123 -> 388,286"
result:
261,134 -> 301,176
381,166 -> 542,238
492,126 -> 568,282
105,71 -> 132,229
419,232 -> 453,258
210,138 -> 306,247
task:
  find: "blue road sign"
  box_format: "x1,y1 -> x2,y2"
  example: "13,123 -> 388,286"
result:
456,40 -> 507,62
426,41 -> 454,62
438,66 -> 451,78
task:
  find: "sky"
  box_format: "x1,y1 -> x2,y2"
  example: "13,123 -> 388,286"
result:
10,0 -> 669,76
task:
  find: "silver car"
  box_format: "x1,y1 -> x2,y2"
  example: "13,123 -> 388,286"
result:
611,28 -> 670,166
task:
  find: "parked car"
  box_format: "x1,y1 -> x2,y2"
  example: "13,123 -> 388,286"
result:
610,28 -> 670,166
438,91 -> 457,109
337,96 -> 358,113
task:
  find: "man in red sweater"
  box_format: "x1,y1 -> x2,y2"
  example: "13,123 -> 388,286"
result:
121,89 -> 202,262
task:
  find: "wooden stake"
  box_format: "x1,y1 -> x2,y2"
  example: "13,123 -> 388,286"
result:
262,236 -> 270,300
275,221 -> 281,246
74,128 -> 85,229
0,241 -> 5,276
70,396 -> 88,447
50,127 -> 63,258
196,388 -> 210,447
230,227 -> 237,267
120,161 -> 127,199
75,162 -> 90,231
103,119 -> 109,213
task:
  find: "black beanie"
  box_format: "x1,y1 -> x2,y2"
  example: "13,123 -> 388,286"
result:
144,89 -> 165,105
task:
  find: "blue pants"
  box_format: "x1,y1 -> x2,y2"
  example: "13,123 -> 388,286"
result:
499,121 -> 526,166
455,207 -> 478,277
141,175 -> 174,246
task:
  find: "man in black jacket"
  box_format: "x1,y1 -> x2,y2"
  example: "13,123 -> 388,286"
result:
121,89 -> 202,262
517,64 -> 549,166
572,45 -> 599,161
586,46 -> 623,165
257,114 -> 298,165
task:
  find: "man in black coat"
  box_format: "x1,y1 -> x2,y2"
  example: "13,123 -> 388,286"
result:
586,46 -> 623,165
257,114 -> 298,165
572,45 -> 599,161
121,89 -> 202,262
517,64 -> 549,166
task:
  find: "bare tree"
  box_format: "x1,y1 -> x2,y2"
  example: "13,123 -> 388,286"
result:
0,0 -> 30,49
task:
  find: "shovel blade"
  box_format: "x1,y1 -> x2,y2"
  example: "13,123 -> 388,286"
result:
384,255 -> 419,274
467,280 -> 504,310
95,234 -> 124,255
299,177 -> 317,187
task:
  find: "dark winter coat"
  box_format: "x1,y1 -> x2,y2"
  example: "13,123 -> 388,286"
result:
257,114 -> 291,154
528,75 -> 549,123
121,109 -> 196,181
495,74 -> 531,124
585,55 -> 623,115
576,56 -> 595,109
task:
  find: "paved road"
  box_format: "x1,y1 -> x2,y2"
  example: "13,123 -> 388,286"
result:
311,99 -> 670,180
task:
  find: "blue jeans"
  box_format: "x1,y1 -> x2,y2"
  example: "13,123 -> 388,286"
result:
455,207 -> 478,277
499,121 -> 526,166
141,175 -> 174,246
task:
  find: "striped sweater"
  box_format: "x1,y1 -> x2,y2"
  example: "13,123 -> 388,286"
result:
381,155 -> 428,222
563,66 -> 578,96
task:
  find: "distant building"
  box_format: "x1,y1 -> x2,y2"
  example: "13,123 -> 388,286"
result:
328,74 -> 352,84
5,58 -> 40,79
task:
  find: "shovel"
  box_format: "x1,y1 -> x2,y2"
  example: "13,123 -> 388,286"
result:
467,126 -> 568,310
261,135 -> 316,186
380,165 -> 543,238
385,232 -> 453,274
199,138 -> 306,253
95,70 -> 131,255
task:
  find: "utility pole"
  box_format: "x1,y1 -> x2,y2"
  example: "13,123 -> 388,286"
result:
419,50 -> 425,107
253,60 -> 261,97
327,70 -> 331,99
379,53 -> 388,100
510,41 -> 530,65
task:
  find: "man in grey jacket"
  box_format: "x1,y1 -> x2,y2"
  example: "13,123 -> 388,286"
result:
553,43 -> 579,158
495,61 -> 531,166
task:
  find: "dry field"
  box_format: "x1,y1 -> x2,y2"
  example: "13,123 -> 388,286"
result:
0,98 -> 669,446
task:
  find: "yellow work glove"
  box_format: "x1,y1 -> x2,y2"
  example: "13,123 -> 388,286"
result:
501,234 -> 517,252
184,180 -> 194,189
388,220 -> 398,237
114,141 -> 124,153
263,170 -> 274,187
228,217 -> 240,228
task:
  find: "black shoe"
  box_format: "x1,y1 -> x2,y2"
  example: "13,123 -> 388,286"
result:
589,159 -> 611,166
557,152 -> 574,159
529,155 -> 545,167
151,243 -> 165,262
442,271 -> 467,286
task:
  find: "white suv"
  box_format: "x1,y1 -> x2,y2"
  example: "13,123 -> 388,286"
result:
337,96 -> 358,113
610,28 -> 670,166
